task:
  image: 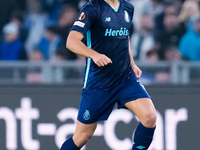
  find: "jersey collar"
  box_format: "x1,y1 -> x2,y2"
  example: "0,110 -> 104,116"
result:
103,0 -> 121,13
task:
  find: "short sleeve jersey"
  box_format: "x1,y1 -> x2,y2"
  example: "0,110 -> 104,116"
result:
71,0 -> 134,90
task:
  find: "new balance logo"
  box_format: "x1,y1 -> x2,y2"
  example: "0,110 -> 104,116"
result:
105,17 -> 111,22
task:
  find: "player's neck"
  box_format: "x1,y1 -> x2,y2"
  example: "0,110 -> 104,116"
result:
105,0 -> 119,9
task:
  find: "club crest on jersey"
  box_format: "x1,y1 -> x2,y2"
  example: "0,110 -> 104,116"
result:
124,11 -> 130,23
79,12 -> 86,21
83,110 -> 90,120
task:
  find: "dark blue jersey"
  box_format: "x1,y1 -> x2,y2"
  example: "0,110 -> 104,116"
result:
71,0 -> 134,90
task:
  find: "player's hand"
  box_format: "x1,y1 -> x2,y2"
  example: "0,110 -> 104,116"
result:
91,53 -> 112,67
132,65 -> 142,79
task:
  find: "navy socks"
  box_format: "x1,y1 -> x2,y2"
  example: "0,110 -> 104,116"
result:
60,137 -> 80,150
59,123 -> 155,150
132,122 -> 156,150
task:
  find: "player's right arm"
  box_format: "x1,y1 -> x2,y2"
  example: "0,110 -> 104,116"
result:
67,2 -> 112,67
67,30 -> 112,67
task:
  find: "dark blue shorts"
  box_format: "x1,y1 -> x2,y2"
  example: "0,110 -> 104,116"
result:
77,74 -> 151,124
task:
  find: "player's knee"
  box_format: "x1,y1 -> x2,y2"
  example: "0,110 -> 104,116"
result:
142,111 -> 157,128
73,131 -> 94,147
80,132 -> 93,144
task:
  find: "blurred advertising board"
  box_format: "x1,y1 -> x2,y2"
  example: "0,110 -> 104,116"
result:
0,84 -> 199,150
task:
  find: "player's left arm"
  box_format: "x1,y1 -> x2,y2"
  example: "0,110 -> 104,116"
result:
128,38 -> 142,79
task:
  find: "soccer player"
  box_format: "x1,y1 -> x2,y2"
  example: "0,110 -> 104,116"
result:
60,0 -> 157,149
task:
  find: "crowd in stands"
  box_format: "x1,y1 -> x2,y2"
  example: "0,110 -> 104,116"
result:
0,0 -> 199,63
131,0 -> 200,62
0,0 -> 80,62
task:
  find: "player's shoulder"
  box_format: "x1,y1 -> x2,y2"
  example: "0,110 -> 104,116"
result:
81,0 -> 101,12
122,0 -> 134,11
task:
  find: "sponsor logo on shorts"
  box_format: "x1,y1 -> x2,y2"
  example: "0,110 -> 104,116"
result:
83,110 -> 90,120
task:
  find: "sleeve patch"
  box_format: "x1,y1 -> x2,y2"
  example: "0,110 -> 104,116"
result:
78,12 -> 86,21
73,21 -> 85,28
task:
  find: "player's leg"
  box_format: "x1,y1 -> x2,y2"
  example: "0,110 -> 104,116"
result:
73,120 -> 97,147
60,120 -> 97,150
125,98 -> 157,150
125,98 -> 156,127
60,86 -> 117,150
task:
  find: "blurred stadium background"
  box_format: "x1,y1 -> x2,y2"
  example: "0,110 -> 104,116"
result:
0,0 -> 200,150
